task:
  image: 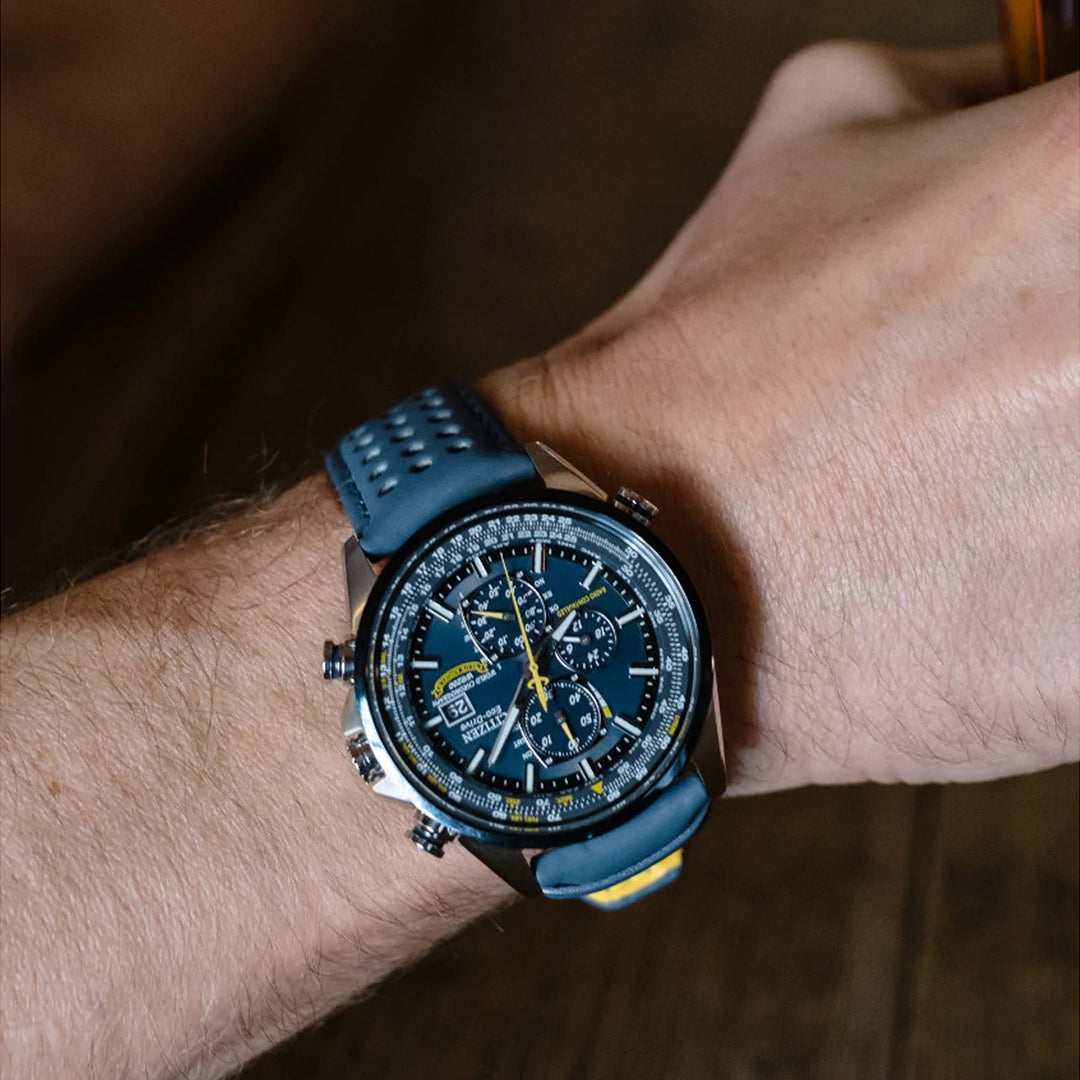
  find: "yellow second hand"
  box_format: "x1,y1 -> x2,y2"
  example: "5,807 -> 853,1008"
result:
500,554 -> 548,711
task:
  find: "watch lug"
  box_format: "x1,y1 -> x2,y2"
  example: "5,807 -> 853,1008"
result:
690,654 -> 727,795
525,442 -> 607,500
460,837 -> 543,897
343,535 -> 377,635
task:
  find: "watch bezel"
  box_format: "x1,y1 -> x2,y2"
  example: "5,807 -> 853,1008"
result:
353,486 -> 715,849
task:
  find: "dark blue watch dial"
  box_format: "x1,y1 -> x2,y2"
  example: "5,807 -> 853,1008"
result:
362,495 -> 709,843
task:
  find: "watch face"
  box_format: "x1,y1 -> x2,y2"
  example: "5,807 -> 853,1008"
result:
358,493 -> 711,845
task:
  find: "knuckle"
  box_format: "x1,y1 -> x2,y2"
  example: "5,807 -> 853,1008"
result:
766,39 -> 897,98
758,40 -> 923,128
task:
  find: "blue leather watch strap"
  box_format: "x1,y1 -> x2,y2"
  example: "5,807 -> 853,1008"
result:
326,384 -> 539,559
533,774 -> 710,902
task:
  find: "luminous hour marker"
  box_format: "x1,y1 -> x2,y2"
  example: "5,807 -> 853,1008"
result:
532,542 -> 547,573
409,657 -> 440,670
426,599 -> 454,622
551,611 -> 577,642
578,758 -> 597,781
616,607 -> 644,627
424,715 -> 443,729
613,714 -> 643,737
524,761 -> 536,794
628,666 -> 660,678
471,555 -> 488,579
466,748 -> 485,775
581,560 -> 602,589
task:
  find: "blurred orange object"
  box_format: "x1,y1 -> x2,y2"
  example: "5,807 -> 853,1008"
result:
1000,0 -> 1079,87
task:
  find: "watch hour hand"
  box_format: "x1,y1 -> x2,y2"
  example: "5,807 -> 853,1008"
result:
488,702 -> 521,766
488,660 -> 531,766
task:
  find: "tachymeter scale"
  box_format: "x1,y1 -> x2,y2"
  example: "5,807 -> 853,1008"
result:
366,499 -> 704,840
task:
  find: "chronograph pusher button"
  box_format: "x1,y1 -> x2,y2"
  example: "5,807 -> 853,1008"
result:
346,731 -> 385,784
410,812 -> 456,857
322,639 -> 356,682
611,487 -> 658,526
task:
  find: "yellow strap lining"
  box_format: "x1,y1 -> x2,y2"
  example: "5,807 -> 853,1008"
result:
585,848 -> 683,907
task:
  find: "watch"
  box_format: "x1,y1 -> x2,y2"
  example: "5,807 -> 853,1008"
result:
321,384 -> 724,909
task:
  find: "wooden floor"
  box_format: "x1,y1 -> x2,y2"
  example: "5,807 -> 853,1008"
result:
3,4 -> 1076,1078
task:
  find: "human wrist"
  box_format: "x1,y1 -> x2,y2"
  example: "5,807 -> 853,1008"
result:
0,474 -> 510,1080
477,344 -> 787,794
477,340 -> 911,796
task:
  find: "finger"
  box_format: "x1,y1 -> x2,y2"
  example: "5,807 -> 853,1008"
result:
744,41 -> 1009,147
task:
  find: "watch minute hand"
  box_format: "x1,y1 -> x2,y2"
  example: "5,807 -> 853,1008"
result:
500,554 -> 549,711
488,660 -> 530,767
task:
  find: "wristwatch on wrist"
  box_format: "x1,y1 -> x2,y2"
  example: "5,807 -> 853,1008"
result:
321,384 -> 724,909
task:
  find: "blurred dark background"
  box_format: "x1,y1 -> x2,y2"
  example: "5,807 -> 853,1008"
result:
2,2 -> 1077,1078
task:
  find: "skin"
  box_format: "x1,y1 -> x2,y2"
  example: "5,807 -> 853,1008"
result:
1,37 -> 1077,1080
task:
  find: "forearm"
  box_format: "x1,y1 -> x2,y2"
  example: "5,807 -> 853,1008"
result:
0,477 -> 509,1080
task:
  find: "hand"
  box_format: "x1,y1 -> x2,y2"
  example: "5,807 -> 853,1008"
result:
500,554 -> 550,711
483,44 -> 1080,793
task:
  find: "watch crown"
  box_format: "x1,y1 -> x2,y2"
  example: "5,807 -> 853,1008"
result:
323,639 -> 356,682
611,487 -> 659,525
346,731 -> 385,783
409,812 -> 455,858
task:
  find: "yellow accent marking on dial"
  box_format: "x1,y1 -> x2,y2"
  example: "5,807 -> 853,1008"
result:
380,651 -> 388,667
505,797 -> 521,807
426,774 -> 447,794
556,794 -> 574,806
431,660 -> 489,699
585,849 -> 684,907
590,781 -> 603,794
471,610 -> 511,620
667,714 -> 682,736
395,672 -> 404,686
401,742 -> 418,765
602,705 -> 613,719
554,585 -> 607,619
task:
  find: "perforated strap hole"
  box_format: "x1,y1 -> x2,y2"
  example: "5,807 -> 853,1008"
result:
362,447 -> 381,464
446,439 -> 473,454
378,478 -> 398,496
436,424 -> 462,438
426,409 -> 453,422
418,395 -> 445,410
384,413 -> 408,428
369,462 -> 388,480
410,457 -> 434,473
390,427 -> 416,442
353,430 -> 374,447
402,441 -> 425,457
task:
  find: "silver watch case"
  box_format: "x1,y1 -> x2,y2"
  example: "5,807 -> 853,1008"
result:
333,442 -> 725,843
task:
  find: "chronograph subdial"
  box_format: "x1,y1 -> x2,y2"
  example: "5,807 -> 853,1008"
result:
462,574 -> 547,660
554,609 -> 618,672
523,679 -> 603,764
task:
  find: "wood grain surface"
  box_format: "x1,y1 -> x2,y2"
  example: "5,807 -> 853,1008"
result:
3,4 -> 1076,1079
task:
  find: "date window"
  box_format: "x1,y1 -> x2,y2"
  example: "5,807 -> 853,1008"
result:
440,693 -> 476,726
